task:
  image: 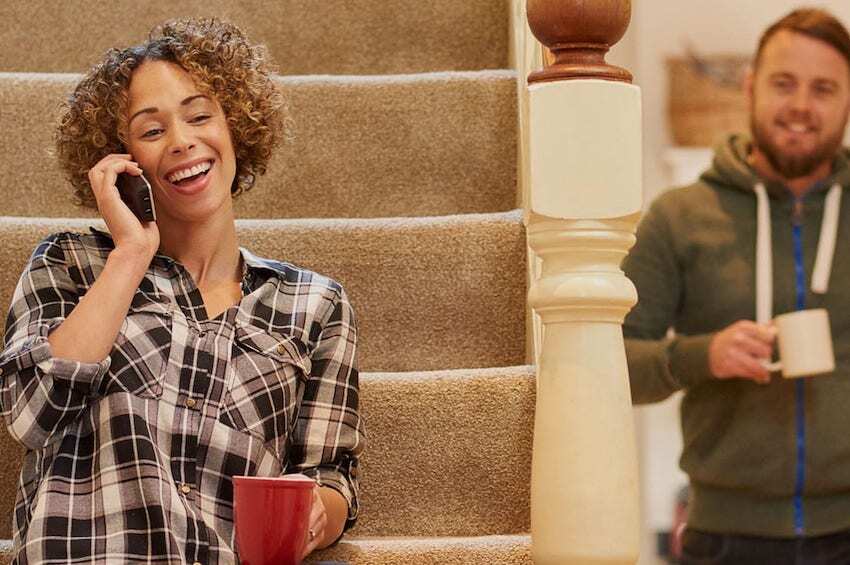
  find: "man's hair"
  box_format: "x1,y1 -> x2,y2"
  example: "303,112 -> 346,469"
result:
56,18 -> 286,207
754,8 -> 850,70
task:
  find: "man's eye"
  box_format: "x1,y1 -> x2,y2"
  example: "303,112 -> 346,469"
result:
814,84 -> 836,96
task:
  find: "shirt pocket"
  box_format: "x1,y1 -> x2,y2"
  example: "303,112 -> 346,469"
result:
106,297 -> 173,399
219,325 -> 312,460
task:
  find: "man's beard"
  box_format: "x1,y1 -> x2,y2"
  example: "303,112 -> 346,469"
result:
750,115 -> 845,180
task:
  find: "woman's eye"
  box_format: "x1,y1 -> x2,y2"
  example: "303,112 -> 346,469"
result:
141,128 -> 163,138
190,114 -> 211,123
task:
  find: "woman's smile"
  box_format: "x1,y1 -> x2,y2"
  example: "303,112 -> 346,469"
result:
164,158 -> 216,195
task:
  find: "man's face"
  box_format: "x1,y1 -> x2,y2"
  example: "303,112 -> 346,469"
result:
748,29 -> 850,180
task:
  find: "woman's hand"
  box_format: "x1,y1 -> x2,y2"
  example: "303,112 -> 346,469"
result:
48,155 -> 163,364
301,485 -> 328,558
88,154 -> 159,261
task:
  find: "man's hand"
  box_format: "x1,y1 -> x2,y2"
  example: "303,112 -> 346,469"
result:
708,320 -> 777,384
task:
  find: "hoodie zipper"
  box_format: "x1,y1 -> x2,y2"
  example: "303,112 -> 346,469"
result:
791,196 -> 806,536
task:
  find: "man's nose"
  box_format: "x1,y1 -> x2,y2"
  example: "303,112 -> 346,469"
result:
789,88 -> 814,114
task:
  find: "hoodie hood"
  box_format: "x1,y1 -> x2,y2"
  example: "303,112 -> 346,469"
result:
700,133 -> 850,199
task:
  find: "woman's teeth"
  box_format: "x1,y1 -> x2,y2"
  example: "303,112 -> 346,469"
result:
167,161 -> 211,183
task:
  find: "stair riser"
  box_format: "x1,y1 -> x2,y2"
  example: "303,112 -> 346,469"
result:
355,368 -> 533,536
0,367 -> 535,540
0,1 -> 509,75
0,72 -> 517,218
0,215 -> 527,372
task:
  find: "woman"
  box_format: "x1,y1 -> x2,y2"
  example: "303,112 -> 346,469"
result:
0,18 -> 363,564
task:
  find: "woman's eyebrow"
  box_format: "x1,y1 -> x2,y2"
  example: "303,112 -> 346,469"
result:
182,94 -> 211,106
128,94 -> 212,127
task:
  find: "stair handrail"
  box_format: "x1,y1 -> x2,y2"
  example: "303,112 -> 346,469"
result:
518,1 -> 642,563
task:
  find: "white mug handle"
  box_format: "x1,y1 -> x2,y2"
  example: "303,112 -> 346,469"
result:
761,359 -> 781,372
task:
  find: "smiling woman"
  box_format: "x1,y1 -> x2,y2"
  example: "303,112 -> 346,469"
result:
0,18 -> 363,565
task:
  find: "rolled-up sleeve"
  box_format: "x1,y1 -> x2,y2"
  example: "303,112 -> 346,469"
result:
289,284 -> 364,531
0,234 -> 110,449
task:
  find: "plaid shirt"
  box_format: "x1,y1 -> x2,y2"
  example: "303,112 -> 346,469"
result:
0,230 -> 363,564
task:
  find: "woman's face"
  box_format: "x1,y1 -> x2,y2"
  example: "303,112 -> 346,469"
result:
124,60 -> 237,225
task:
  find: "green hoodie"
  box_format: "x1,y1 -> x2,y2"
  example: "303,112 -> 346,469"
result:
623,134 -> 850,537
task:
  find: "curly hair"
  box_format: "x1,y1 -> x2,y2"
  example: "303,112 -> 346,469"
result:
56,17 -> 285,206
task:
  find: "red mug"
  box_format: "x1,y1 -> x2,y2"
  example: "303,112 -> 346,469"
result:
233,475 -> 315,565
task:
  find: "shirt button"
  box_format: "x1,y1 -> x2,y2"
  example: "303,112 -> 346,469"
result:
193,562 -> 202,565
180,483 -> 192,495
276,343 -> 286,354
185,398 -> 197,409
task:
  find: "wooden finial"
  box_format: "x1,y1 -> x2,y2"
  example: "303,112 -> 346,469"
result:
526,0 -> 632,84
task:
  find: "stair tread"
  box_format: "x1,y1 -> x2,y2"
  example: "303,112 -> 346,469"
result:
0,1 -> 510,75
0,534 -> 532,565
0,70 -> 517,218
316,534 -> 531,564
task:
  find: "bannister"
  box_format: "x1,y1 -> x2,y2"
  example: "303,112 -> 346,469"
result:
524,1 -> 641,564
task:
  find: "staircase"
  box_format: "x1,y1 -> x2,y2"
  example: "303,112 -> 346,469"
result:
0,1 -> 536,563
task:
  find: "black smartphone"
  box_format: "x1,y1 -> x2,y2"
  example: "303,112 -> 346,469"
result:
116,172 -> 156,222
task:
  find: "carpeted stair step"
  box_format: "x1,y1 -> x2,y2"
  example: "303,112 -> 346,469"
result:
0,534 -> 534,565
0,213 -> 527,373
0,71 -> 517,218
0,1 -> 510,75
0,365 -> 535,549
353,366 -> 534,537
313,534 -> 532,564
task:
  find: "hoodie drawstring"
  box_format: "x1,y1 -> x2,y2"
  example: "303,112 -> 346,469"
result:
754,182 -> 842,323
754,183 -> 773,325
812,185 -> 842,294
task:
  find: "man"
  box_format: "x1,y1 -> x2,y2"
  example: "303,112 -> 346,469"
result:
624,9 -> 850,564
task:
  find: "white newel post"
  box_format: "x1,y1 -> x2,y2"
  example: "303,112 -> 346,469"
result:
525,1 -> 642,564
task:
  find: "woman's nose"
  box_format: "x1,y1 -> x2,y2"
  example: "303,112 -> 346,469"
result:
168,124 -> 195,154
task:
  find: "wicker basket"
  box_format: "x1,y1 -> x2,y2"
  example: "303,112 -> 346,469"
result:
667,54 -> 750,147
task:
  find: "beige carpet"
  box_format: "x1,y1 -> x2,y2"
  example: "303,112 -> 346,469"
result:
0,1 -> 534,561
0,1 -> 509,75
0,216 -> 529,538
0,365 -> 535,545
0,213 -> 527,373
0,71 -> 517,218
0,534 -> 535,565
313,535 -> 532,564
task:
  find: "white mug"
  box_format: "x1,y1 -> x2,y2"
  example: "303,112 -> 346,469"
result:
763,308 -> 835,378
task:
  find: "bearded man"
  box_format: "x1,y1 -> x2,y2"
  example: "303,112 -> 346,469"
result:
623,8 -> 850,564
